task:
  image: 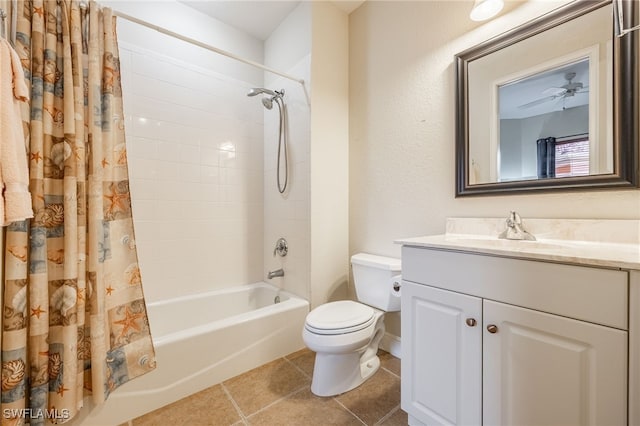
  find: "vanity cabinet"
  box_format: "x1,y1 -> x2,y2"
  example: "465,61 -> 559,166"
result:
402,283 -> 482,425
483,300 -> 626,425
401,246 -> 629,426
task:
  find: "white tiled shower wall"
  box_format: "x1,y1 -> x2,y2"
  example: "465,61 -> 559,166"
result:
261,2 -> 312,301
119,28 -> 266,303
263,55 -> 311,300
115,4 -> 313,304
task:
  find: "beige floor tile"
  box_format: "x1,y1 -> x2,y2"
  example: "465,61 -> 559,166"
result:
336,368 -> 401,426
378,407 -> 408,426
132,385 -> 241,426
284,347 -> 312,360
224,358 -> 311,416
129,350 -> 402,426
247,388 -> 363,426
286,348 -> 316,378
378,350 -> 401,377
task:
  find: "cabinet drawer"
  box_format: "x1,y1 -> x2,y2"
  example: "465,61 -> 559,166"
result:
402,246 -> 628,330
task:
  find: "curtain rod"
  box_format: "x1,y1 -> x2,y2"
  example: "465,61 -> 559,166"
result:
112,9 -> 306,86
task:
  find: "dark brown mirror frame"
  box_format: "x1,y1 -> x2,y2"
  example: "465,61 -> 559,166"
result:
455,0 -> 638,196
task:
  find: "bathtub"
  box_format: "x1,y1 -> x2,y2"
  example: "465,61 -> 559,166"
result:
72,282 -> 309,425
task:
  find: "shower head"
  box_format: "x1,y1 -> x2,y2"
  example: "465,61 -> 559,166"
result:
247,87 -> 276,97
262,97 -> 274,110
248,88 -> 285,110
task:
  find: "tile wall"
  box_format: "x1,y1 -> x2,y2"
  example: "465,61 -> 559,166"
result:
263,55 -> 311,300
119,33 -> 266,303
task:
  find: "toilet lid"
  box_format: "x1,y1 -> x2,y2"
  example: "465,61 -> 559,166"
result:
305,301 -> 375,335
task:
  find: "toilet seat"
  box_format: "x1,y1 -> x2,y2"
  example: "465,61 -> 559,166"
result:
305,301 -> 375,335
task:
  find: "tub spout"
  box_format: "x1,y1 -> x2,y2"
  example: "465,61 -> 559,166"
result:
268,268 -> 284,279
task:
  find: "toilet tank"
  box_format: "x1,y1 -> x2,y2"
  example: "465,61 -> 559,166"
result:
351,253 -> 401,312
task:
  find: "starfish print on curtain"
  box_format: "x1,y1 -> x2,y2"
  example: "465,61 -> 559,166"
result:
1,1 -> 156,424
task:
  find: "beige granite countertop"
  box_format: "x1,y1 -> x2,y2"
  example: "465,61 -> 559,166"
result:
395,218 -> 640,270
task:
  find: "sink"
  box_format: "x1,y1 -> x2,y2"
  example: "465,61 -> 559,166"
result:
444,236 -> 569,251
395,217 -> 640,270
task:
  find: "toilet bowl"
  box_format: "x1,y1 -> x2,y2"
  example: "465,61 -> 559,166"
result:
303,253 -> 401,397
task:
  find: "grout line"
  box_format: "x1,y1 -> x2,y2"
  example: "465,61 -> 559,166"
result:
333,398 -> 367,426
374,404 -> 402,425
380,365 -> 401,380
279,354 -> 369,424
221,382 -> 248,425
220,352 -> 401,426
245,384 -> 309,421
283,354 -> 313,379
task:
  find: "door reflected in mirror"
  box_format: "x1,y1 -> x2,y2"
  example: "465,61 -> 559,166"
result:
497,56 -> 606,182
467,2 -> 612,185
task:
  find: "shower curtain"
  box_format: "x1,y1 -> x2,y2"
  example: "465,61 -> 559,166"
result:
1,1 -> 156,424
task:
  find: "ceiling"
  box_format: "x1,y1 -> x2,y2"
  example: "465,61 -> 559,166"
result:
499,58 -> 590,120
180,1 -> 365,41
179,1 -> 587,121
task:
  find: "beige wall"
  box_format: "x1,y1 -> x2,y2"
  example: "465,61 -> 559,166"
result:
263,1 -> 350,308
264,2 -> 312,301
349,1 -> 640,337
310,2 -> 350,308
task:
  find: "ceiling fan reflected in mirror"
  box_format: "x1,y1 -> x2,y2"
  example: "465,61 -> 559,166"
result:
518,72 -> 589,109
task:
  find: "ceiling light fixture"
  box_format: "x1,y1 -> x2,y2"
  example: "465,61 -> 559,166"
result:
470,0 -> 505,22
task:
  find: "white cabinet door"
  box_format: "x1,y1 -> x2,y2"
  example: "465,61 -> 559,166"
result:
483,300 -> 628,426
402,282 -> 482,425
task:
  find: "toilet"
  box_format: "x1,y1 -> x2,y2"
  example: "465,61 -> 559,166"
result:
303,253 -> 401,397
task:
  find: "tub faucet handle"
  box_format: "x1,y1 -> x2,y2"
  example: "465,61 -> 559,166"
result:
273,238 -> 288,257
506,211 -> 521,227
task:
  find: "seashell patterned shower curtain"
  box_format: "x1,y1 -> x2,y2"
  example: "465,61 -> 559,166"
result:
1,1 -> 156,424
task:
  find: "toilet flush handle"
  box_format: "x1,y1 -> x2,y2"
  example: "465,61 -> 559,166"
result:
393,281 -> 401,292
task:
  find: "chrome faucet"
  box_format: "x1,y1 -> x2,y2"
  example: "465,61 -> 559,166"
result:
268,268 -> 284,279
498,211 -> 536,241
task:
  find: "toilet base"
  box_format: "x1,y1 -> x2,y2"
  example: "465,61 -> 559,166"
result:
305,308 -> 386,397
309,321 -> 385,397
310,351 -> 381,397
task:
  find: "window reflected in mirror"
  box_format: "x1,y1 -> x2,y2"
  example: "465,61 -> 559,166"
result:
535,134 -> 590,180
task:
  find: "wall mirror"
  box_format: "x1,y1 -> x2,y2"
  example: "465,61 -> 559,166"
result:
455,0 -> 638,196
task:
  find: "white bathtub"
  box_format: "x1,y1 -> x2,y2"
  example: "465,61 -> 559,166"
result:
72,283 -> 309,425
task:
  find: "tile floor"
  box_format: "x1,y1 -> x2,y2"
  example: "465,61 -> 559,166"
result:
126,349 -> 406,426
